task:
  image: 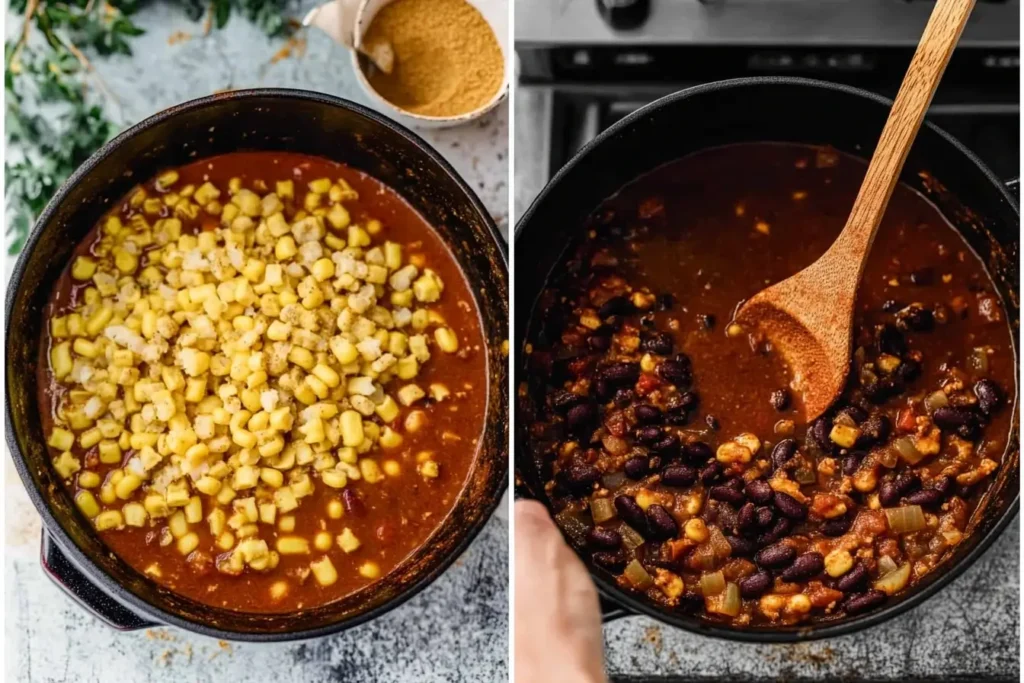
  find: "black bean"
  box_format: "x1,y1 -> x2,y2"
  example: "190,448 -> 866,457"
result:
565,463 -> 601,493
933,475 -> 954,498
699,461 -> 723,484
677,391 -> 700,411
896,304 -> 934,332
599,362 -> 640,385
587,527 -> 623,550
613,388 -> 636,406
705,415 -> 720,431
739,571 -> 773,598
863,377 -> 903,404
857,415 -> 891,448
698,313 -> 715,329
771,439 -> 799,471
955,418 -> 981,441
646,504 -> 678,540
594,380 -> 614,400
598,296 -> 636,318
895,357 -> 922,384
807,418 -> 833,452
755,506 -> 775,528
662,464 -> 698,487
724,477 -> 744,492
623,456 -> 649,480
842,452 -> 866,476
894,471 -> 921,495
878,480 -> 900,507
551,390 -> 584,412
635,425 -> 662,444
759,517 -> 793,545
737,502 -> 757,530
592,550 -> 627,573
904,488 -> 943,507
657,359 -> 692,387
843,590 -> 886,615
770,389 -> 791,411
342,488 -> 365,515
932,406 -> 978,431
614,495 -> 647,532
588,333 -> 612,351
650,434 -> 681,457
837,405 -> 868,425
820,514 -> 853,537
685,441 -> 714,464
664,408 -> 692,426
974,379 -> 1004,416
744,478 -> 773,505
566,403 -> 596,435
773,492 -> 808,520
836,562 -> 869,592
780,552 -> 824,581
641,331 -> 673,356
755,543 -> 796,569
655,293 -> 674,311
877,323 -> 907,355
634,404 -> 662,424
709,486 -> 746,506
726,534 -> 756,557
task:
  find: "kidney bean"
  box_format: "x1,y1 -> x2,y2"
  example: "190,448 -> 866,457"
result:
342,488 -> 365,516
932,406 -> 976,431
745,478 -> 773,505
724,477 -> 745,492
820,514 -> 853,537
895,357 -> 922,384
807,418 -> 833,452
755,506 -> 775,528
894,471 -> 921,495
755,542 -> 796,569
699,461 -> 723,484
589,333 -> 612,351
759,517 -> 792,545
878,480 -> 900,507
551,390 -> 585,412
623,456 -> 649,480
771,439 -> 799,471
836,562 -> 869,592
566,403 -> 596,435
974,379 -> 1003,416
843,589 -> 886,615
739,571 -> 773,598
650,434 -> 681,457
726,534 -> 756,556
856,414 -> 891,448
933,475 -> 954,498
634,404 -> 662,424
842,451 -> 866,476
598,295 -> 636,318
904,487 -> 943,507
594,380 -> 614,400
709,486 -> 746,506
837,405 -> 867,425
614,495 -> 648,532
877,323 -> 907,355
780,552 -> 824,581
641,331 -> 673,356
662,464 -> 698,487
773,491 -> 808,520
896,304 -> 934,332
769,388 -> 791,411
646,504 -> 678,540
599,362 -> 641,385
737,502 -> 757,530
685,441 -> 714,463
657,359 -> 692,387
635,425 -> 662,444
592,550 -> 627,573
587,527 -> 623,550
565,463 -> 601,493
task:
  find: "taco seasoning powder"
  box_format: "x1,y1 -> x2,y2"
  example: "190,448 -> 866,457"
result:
361,0 -> 503,118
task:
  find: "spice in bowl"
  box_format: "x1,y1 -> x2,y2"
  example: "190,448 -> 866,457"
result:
360,0 -> 504,119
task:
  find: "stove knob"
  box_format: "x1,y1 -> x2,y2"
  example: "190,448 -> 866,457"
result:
596,0 -> 651,31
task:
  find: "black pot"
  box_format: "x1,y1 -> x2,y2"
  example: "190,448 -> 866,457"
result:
514,77 -> 1019,642
6,89 -> 509,641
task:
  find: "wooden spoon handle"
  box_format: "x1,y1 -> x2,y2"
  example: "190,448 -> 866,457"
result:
828,0 -> 976,268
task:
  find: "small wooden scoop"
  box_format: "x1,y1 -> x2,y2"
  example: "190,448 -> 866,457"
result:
734,0 -> 976,422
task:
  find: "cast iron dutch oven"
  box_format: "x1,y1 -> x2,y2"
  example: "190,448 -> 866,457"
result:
514,77 -> 1019,642
6,89 -> 508,641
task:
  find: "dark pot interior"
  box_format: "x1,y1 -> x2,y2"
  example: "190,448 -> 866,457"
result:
6,89 -> 509,640
514,77 -> 1019,642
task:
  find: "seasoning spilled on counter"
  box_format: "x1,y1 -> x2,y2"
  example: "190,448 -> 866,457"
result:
361,0 -> 503,118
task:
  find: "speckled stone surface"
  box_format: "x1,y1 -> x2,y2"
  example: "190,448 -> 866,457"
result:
515,85 -> 1020,682
4,7 -> 508,682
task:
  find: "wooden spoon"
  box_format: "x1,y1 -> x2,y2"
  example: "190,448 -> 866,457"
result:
734,0 -> 977,422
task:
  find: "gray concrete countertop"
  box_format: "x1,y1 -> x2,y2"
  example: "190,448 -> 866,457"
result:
515,85 -> 1019,682
4,7 -> 508,682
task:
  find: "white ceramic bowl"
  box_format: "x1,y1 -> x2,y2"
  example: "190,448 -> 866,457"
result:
351,0 -> 510,129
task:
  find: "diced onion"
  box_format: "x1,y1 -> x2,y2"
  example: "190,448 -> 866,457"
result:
706,582 -> 741,617
602,434 -> 629,456
709,528 -> 732,560
620,524 -> 645,551
624,560 -> 653,589
874,562 -> 911,595
877,448 -> 898,469
601,471 -> 626,491
794,467 -> 817,484
923,390 -> 949,413
877,555 -> 898,577
590,497 -> 617,524
700,570 -> 726,596
893,437 -> 925,465
884,505 -> 926,535
689,543 -> 717,570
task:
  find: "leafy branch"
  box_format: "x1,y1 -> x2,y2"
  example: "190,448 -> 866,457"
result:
5,0 -> 293,255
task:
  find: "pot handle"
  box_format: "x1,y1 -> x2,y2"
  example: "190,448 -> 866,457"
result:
599,594 -> 632,624
40,531 -> 156,631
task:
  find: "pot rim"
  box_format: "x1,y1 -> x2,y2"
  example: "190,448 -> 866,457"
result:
6,87 -> 508,641
513,75 -> 1019,642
